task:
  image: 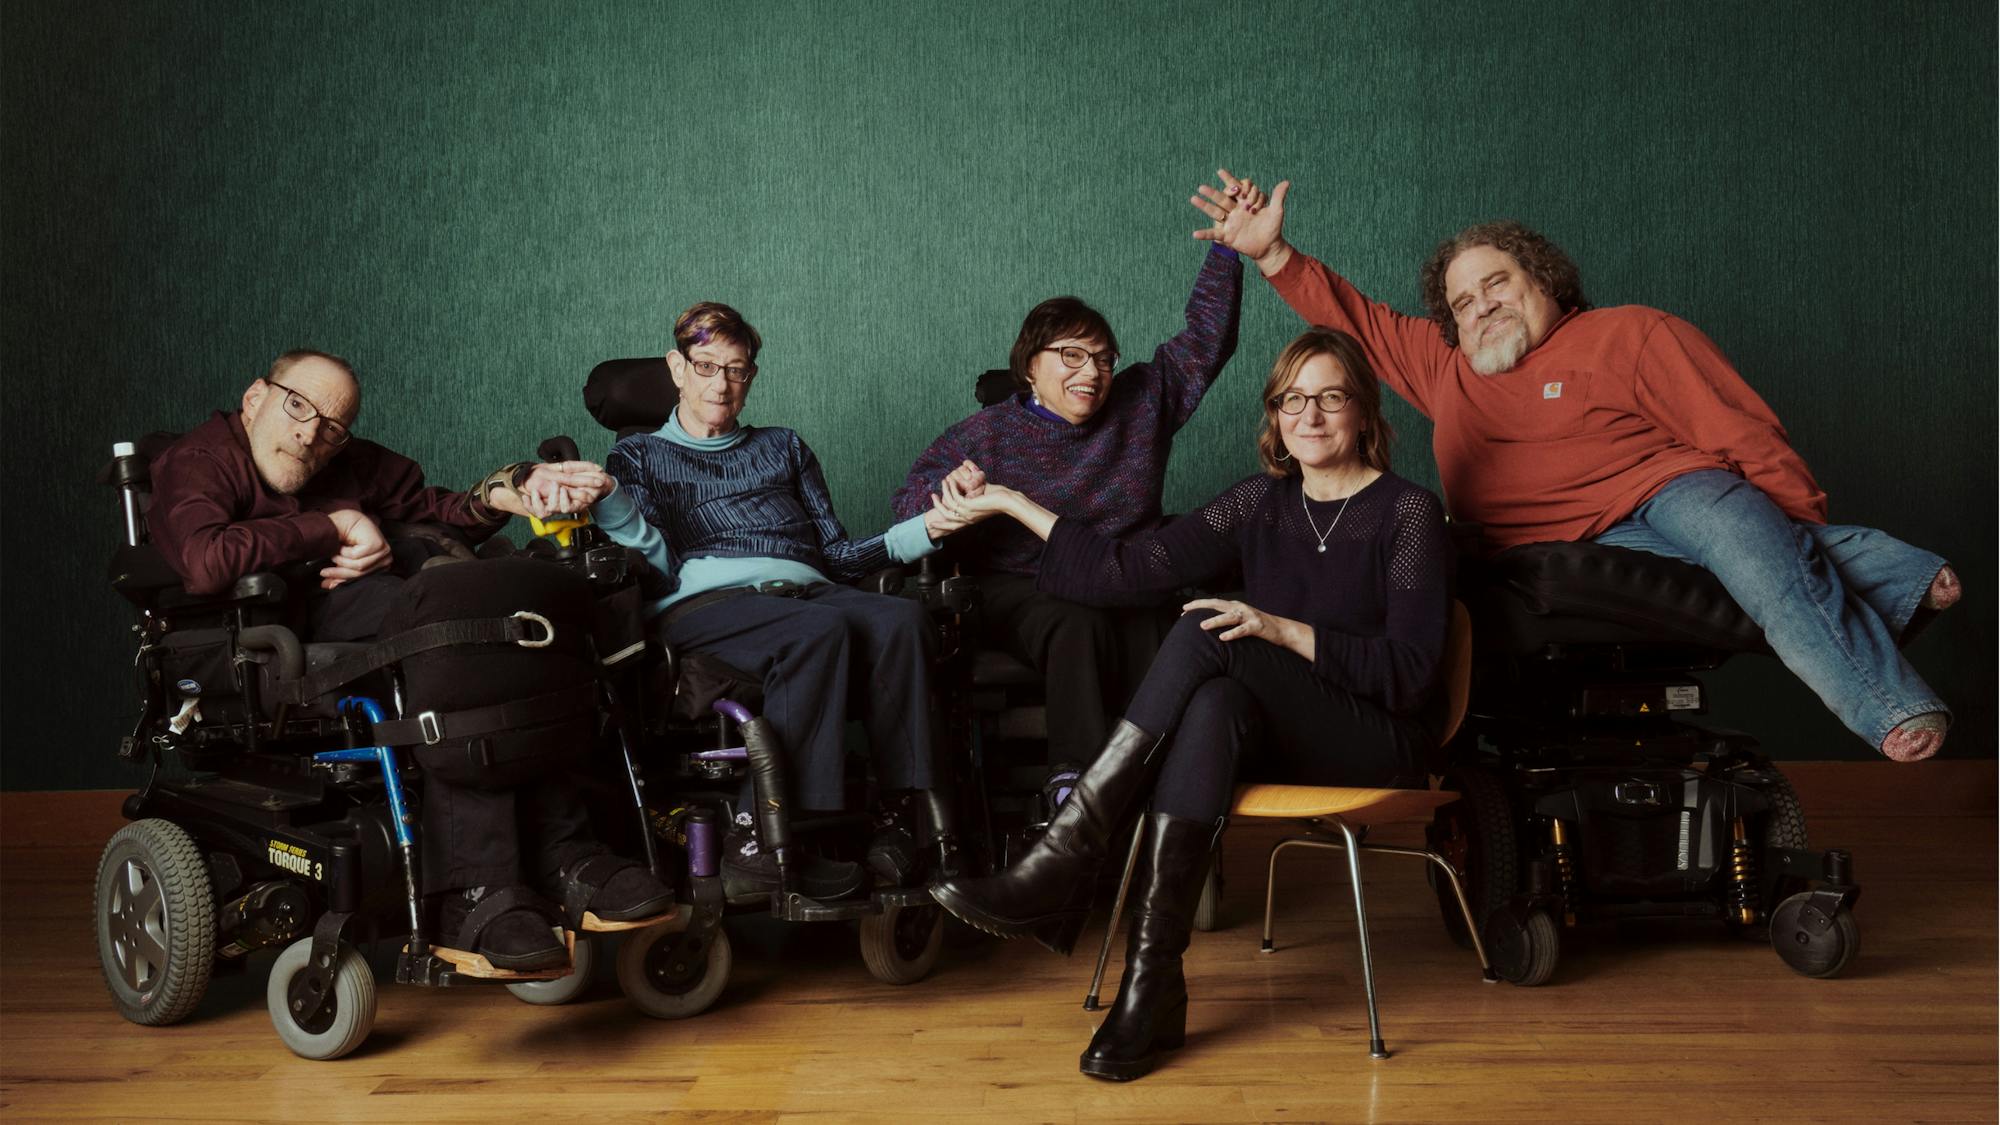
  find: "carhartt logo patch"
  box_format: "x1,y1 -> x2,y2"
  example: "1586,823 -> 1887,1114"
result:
1543,381 -> 1564,400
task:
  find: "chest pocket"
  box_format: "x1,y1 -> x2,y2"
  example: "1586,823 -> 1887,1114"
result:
1489,369 -> 1594,442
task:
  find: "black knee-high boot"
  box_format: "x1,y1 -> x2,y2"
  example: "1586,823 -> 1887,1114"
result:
929,720 -> 1162,954
1079,811 -> 1217,1081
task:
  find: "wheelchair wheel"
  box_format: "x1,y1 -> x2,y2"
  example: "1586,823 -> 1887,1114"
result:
507,932 -> 596,1005
1427,767 -> 1516,949
1191,853 -> 1224,933
1722,765 -> 1810,942
266,937 -> 376,1060
1769,893 -> 1860,979
94,819 -> 216,1026
618,920 -> 731,1019
859,901 -> 944,985
1486,907 -> 1559,987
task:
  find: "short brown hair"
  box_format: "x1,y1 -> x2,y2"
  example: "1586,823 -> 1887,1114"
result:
1257,327 -> 1393,477
1007,296 -> 1118,393
673,301 -> 763,361
1418,221 -> 1590,347
268,349 -> 355,385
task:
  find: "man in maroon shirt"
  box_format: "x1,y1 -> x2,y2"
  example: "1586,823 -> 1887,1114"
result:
148,350 -> 671,970
149,349 -> 596,639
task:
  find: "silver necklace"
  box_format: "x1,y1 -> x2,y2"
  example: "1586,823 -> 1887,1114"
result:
1302,484 -> 1354,554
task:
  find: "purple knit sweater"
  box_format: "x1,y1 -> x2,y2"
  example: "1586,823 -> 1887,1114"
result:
1037,471 -> 1451,715
891,247 -> 1243,576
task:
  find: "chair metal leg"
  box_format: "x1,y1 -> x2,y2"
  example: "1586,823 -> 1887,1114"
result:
1081,817 -> 1147,1011
1333,818 -> 1390,1059
1423,852 -> 1498,981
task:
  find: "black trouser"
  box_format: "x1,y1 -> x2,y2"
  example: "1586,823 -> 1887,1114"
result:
978,574 -> 1173,767
661,584 -> 935,810
310,538 -> 450,642
419,770 -> 600,893
1128,611 -> 1431,823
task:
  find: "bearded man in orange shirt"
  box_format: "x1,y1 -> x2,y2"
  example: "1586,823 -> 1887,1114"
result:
1192,171 -> 1957,762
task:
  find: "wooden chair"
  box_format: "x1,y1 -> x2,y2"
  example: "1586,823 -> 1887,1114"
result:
1082,600 -> 1493,1060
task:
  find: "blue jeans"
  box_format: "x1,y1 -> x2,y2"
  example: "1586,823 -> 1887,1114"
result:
1594,470 -> 1948,749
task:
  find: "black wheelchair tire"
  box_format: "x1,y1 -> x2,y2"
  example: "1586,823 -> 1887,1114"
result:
1427,767 -> 1517,949
94,819 -> 216,1027
1769,893 -> 1861,979
1487,907 -> 1560,987
618,920 -> 731,1018
860,901 -> 944,985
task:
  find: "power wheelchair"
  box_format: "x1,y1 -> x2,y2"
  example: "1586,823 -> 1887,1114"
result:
572,360 -> 986,989
1427,533 -> 1867,986
94,435 -> 715,1059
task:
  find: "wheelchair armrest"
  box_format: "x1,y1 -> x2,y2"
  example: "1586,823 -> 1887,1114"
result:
859,565 -> 907,596
110,543 -> 291,611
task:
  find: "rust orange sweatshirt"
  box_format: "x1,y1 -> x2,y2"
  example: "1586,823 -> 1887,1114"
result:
1268,251 -> 1827,551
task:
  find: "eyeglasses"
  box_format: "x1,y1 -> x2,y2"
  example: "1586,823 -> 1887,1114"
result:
1269,389 -> 1353,415
264,379 -> 352,446
685,358 -> 757,384
1041,345 -> 1118,373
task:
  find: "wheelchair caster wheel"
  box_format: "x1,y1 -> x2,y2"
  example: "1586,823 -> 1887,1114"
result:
94,819 -> 216,1027
508,932 -> 597,1005
859,901 -> 943,985
267,937 -> 376,1060
1485,908 -> 1559,987
618,920 -> 730,1019
1769,893 -> 1860,979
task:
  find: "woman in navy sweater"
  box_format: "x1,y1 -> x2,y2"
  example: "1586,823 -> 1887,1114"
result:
556,302 -> 984,900
928,327 -> 1452,1081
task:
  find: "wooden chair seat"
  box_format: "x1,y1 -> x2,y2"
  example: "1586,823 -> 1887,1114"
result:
1230,783 -> 1458,825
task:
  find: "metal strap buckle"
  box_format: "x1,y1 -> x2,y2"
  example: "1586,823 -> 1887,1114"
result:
511,610 -> 554,648
418,711 -> 443,745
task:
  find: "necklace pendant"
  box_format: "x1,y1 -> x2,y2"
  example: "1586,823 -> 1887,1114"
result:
1317,544 -> 1326,553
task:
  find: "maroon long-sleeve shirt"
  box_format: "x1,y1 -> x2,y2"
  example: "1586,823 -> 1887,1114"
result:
148,411 -> 504,595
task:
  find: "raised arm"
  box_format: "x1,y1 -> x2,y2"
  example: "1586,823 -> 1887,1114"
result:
1139,243 -> 1244,431
341,443 -> 505,544
1192,170 -> 1454,417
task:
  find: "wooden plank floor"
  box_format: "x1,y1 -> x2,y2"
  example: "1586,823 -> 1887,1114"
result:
3,763 -> 1994,1123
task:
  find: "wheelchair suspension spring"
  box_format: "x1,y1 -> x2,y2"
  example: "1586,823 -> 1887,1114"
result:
1549,818 -> 1577,927
1728,817 -> 1759,925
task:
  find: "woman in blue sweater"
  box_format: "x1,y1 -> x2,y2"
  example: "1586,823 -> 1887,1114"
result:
927,327 -> 1452,1081
558,302 -> 982,900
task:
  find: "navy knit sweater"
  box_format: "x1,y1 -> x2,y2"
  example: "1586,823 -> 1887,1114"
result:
1037,471 -> 1451,715
601,416 -> 932,613
892,246 -> 1243,576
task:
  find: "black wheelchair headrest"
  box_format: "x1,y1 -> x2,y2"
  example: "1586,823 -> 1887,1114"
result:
584,358 -> 679,439
975,368 -> 1015,408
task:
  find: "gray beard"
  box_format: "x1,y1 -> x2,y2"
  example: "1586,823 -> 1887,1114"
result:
1466,320 -> 1529,375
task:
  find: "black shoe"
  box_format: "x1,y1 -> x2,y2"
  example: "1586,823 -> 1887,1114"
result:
551,853 -> 675,926
1079,812 -> 1216,1082
929,720 -> 1162,954
866,822 -> 920,887
433,885 -> 568,972
721,827 -> 865,901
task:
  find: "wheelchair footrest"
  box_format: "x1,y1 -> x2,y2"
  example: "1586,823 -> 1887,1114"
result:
577,905 -> 680,934
772,892 -> 880,922
403,939 -> 573,983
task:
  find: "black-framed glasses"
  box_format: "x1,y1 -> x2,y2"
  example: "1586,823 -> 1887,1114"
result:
1041,345 -> 1118,373
264,379 -> 352,446
1269,389 -> 1353,415
686,358 -> 757,384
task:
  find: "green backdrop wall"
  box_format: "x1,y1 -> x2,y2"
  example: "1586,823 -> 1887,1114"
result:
4,1 -> 1993,790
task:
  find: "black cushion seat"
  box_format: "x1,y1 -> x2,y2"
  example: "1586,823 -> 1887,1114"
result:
1466,542 -> 1769,657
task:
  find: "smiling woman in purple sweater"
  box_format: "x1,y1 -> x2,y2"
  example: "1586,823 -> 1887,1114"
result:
893,226 -> 1244,778
926,326 -> 1451,1082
